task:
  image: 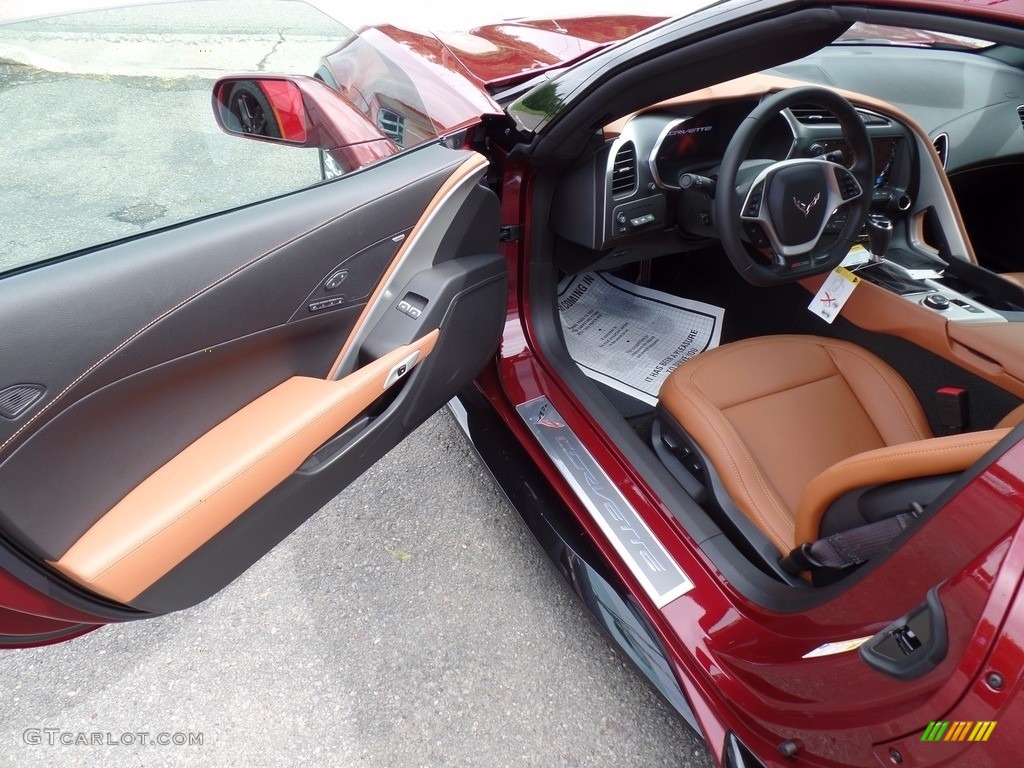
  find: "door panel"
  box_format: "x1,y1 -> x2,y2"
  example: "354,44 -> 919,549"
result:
0,142 -> 505,617
1,315 -> 355,559
50,332 -> 440,605
131,248 -> 506,613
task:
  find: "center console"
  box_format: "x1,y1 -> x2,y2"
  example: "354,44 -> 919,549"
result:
857,249 -> 1012,324
806,228 -> 1024,398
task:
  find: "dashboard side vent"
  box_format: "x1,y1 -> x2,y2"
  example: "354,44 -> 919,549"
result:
932,133 -> 948,169
1017,105 -> 1024,131
790,106 -> 890,126
611,141 -> 637,196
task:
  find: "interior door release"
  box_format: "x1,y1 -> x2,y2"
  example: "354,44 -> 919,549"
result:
384,350 -> 421,389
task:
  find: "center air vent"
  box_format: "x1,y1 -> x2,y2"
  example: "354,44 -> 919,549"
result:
790,106 -> 836,124
932,133 -> 949,169
790,106 -> 890,126
611,141 -> 637,197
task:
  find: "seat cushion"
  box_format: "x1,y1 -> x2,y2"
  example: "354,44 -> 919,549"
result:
659,335 -> 932,553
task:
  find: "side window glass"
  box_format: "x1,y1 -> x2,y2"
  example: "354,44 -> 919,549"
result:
0,1 -> 364,273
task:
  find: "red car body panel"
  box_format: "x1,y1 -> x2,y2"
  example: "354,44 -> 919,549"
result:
431,16 -> 668,88
260,79 -> 309,143
213,75 -> 398,171
321,25 -> 503,142
316,15 -> 667,151
838,0 -> 1024,25
0,569 -> 100,646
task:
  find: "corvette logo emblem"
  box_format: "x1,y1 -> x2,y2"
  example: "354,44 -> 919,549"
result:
793,193 -> 821,217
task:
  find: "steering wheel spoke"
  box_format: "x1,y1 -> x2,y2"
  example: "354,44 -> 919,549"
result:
714,86 -> 874,286
739,158 -> 863,259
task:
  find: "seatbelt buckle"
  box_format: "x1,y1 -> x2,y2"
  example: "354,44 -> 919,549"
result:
936,386 -> 968,435
780,542 -> 824,575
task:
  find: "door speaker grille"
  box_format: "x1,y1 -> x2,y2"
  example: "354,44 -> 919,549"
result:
0,384 -> 45,419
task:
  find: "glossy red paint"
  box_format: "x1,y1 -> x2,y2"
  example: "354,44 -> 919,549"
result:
289,75 -> 400,172
870,452 -> 1024,767
324,25 -> 502,140
0,567 -> 101,646
213,74 -> 398,173
260,79 -> 307,143
434,16 -> 668,88
831,0 -> 1024,26
7,2 -> 1024,764
488,258 -> 1024,766
487,164 -> 740,761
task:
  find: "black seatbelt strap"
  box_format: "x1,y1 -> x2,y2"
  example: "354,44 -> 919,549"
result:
781,503 -> 925,575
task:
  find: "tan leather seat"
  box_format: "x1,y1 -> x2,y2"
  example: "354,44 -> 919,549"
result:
659,335 -> 1008,555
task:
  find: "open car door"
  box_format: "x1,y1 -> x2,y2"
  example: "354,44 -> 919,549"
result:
0,143 -> 505,644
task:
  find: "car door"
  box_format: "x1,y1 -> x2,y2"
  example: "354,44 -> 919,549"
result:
0,132 -> 505,641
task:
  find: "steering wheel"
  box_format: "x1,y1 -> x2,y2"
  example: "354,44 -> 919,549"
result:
713,87 -> 873,286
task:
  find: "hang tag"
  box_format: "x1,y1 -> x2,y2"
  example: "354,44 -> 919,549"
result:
808,267 -> 860,324
840,243 -> 870,269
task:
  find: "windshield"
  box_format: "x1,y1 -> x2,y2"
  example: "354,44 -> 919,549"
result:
837,22 -> 993,51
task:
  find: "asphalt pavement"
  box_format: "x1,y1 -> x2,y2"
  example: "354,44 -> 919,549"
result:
0,2 -> 715,766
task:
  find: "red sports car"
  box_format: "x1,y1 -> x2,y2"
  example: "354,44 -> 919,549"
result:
5,1 -> 1024,766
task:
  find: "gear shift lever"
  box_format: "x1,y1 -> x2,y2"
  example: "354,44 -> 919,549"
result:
866,213 -> 893,263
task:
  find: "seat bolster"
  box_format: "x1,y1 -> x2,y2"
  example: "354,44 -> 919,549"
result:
659,385 -> 795,554
822,342 -> 932,444
996,403 -> 1024,430
794,428 -> 1010,545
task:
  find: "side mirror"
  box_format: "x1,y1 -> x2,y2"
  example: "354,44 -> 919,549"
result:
212,75 -> 399,173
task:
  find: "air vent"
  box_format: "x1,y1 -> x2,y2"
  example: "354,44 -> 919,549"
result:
1017,105 -> 1024,131
611,141 -> 637,197
0,384 -> 45,420
376,108 -> 406,147
790,106 -> 836,124
790,106 -> 890,126
932,133 -> 949,169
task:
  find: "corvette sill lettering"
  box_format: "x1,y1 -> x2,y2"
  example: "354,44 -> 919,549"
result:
518,397 -> 693,607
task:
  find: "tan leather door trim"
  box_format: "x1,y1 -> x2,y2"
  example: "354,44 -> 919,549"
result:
50,330 -> 439,604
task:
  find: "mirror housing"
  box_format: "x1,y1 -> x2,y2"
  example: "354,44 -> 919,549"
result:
212,74 -> 399,173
